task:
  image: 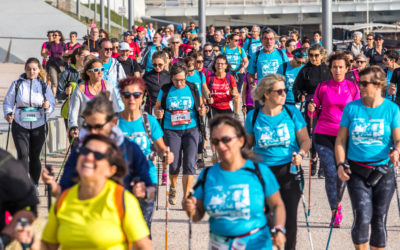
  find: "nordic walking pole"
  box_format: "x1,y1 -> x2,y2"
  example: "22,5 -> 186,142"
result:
390,147 -> 400,218
188,191 -> 193,250
293,153 -> 314,250
165,146 -> 170,250
5,119 -> 11,151
308,105 -> 314,216
326,180 -> 346,250
56,137 -> 75,182
156,154 -> 160,210
45,165 -> 53,211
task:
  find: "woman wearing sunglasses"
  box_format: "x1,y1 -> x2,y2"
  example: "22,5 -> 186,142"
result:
193,51 -> 211,77
382,50 -> 400,101
154,62 -> 207,205
308,53 -> 360,228
344,51 -> 360,84
277,48 -> 307,106
118,76 -> 174,226
335,66 -> 400,249
142,51 -> 172,114
41,134 -> 152,250
68,58 -> 120,139
245,74 -> 310,250
183,115 -> 286,250
293,44 -> 331,177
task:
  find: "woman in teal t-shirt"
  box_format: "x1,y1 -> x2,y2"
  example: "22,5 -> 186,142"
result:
336,66 -> 400,249
118,76 -> 174,231
244,74 -> 310,250
183,115 -> 286,250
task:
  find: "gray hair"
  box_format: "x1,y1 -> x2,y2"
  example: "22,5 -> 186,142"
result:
353,31 -> 363,39
167,24 -> 174,29
168,35 -> 182,45
252,74 -> 286,104
252,25 -> 261,32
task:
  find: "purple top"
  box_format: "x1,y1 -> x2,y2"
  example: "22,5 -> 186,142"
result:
244,72 -> 256,106
309,79 -> 360,136
84,80 -> 106,99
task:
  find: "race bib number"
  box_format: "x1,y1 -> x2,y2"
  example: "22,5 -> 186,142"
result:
171,110 -> 191,126
21,108 -> 41,122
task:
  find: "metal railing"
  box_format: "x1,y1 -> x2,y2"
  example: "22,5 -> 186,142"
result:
146,0 -> 392,7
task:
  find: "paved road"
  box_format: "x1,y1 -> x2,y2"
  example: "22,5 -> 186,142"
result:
1,63 -> 400,250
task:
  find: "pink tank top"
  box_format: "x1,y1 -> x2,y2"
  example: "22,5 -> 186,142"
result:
84,80 -> 106,99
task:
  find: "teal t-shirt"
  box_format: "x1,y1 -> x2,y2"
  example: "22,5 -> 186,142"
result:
277,63 -> 304,104
243,38 -> 262,60
157,85 -> 198,130
102,58 -> 112,76
193,160 -> 279,246
221,46 -> 247,71
118,114 -> 163,184
248,49 -> 289,81
340,99 -> 400,165
245,105 -> 306,166
186,70 -> 205,96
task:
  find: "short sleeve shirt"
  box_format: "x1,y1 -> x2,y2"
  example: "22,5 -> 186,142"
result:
206,74 -> 237,110
277,63 -> 304,104
340,99 -> 400,165
221,46 -> 247,71
245,105 -> 306,166
248,49 -> 289,81
186,70 -> 205,96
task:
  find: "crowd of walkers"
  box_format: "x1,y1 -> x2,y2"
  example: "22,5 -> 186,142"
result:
1,21 -> 400,250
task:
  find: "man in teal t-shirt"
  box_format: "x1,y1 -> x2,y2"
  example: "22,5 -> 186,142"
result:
243,25 -> 262,61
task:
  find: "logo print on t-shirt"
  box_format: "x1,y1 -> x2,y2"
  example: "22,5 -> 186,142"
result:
256,124 -> 290,148
261,59 -> 279,76
168,96 -> 192,110
206,184 -> 250,220
352,118 -> 384,145
125,132 -> 148,153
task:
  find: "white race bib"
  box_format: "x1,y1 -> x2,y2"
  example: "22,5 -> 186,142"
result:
209,237 -> 229,250
21,108 -> 41,122
171,110 -> 191,126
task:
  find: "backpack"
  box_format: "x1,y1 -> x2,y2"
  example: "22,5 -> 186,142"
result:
15,79 -> 47,105
142,111 -> 157,160
245,37 -> 253,55
222,45 -> 242,57
208,73 -> 232,90
281,62 -> 288,76
254,48 -> 285,68
160,82 -> 206,137
252,105 -> 293,129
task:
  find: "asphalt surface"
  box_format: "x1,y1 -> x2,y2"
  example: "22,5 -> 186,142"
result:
1,63 -> 400,250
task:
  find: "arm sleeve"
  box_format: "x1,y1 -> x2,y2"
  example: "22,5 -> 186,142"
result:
59,148 -> 79,192
292,107 -> 307,131
157,90 -> 164,101
41,203 -> 59,244
391,69 -> 399,84
241,49 -> 247,59
308,84 -> 321,118
229,74 -> 237,88
247,56 -> 256,74
3,81 -> 17,119
123,192 -> 150,242
149,115 -> 163,141
244,110 -> 255,135
45,84 -> 56,115
193,169 -> 206,201
68,86 -> 81,129
391,104 -> 400,129
56,71 -> 68,100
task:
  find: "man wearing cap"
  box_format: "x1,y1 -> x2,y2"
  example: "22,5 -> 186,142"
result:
134,26 -> 149,52
117,42 -> 141,77
123,31 -> 141,62
365,34 -> 387,69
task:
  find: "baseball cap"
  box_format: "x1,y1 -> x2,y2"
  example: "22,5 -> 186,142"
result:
374,34 -> 384,40
118,42 -> 131,51
123,31 -> 131,36
137,26 -> 145,32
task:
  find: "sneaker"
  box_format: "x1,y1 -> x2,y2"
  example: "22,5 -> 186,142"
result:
161,173 -> 167,185
197,158 -> 205,169
330,203 -> 343,228
311,158 -> 317,176
168,186 -> 177,205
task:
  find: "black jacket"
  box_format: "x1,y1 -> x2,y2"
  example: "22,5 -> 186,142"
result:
292,62 -> 331,102
118,57 -> 141,76
143,69 -> 172,111
56,64 -> 81,100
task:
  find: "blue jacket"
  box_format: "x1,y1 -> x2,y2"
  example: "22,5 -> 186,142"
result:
59,130 -> 153,192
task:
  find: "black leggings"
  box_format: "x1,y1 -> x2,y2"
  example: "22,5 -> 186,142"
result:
12,121 -> 47,185
270,164 -> 301,250
303,107 -> 317,159
347,167 -> 395,247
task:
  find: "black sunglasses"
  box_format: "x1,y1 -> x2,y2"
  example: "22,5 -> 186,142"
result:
153,63 -> 164,68
122,92 -> 142,99
78,146 -> 107,160
270,88 -> 288,95
358,80 -> 378,87
211,136 -> 237,146
82,118 -> 111,131
103,48 -> 113,51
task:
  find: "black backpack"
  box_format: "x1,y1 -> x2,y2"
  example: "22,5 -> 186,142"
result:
160,82 -> 206,137
254,48 -> 285,68
15,79 -> 47,105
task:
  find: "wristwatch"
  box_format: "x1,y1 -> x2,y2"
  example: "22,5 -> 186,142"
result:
271,226 -> 286,235
336,162 -> 349,170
